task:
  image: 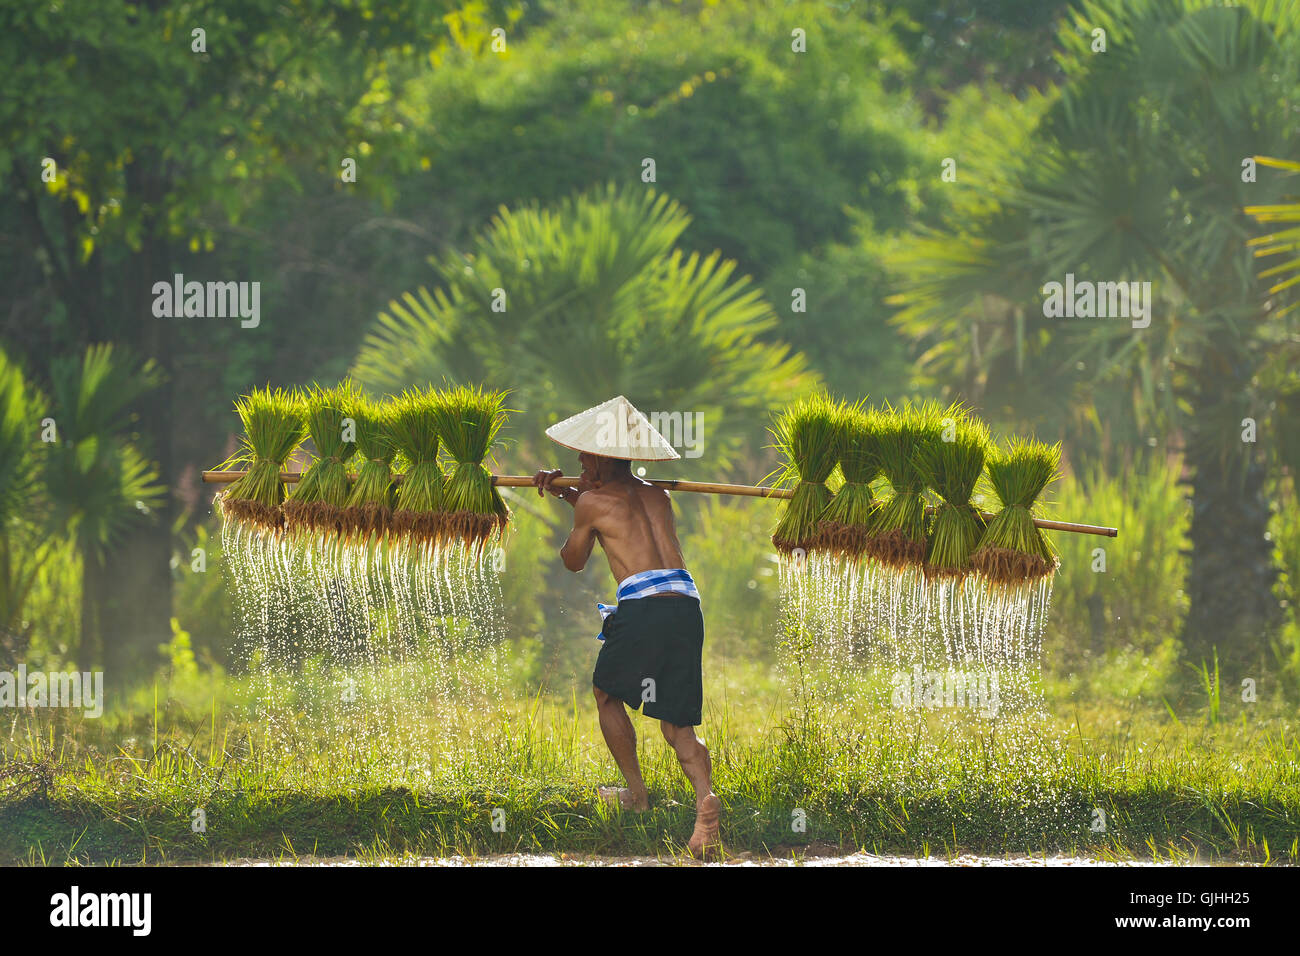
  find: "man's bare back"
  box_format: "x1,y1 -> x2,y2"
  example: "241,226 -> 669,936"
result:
567,477 -> 687,583
534,452 -> 688,585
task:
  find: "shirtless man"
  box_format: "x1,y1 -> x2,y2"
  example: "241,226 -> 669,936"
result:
533,443 -> 722,859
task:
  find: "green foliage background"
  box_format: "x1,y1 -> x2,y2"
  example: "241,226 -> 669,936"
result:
0,0 -> 1297,704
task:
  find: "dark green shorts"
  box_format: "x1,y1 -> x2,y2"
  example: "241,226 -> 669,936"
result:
593,595 -> 705,727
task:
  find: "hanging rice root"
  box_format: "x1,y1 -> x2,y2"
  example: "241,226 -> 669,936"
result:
817,520 -> 877,559
440,510 -> 510,551
283,497 -> 346,537
220,495 -> 284,533
970,544 -> 1059,584
390,508 -> 446,544
340,501 -> 393,542
869,526 -> 929,569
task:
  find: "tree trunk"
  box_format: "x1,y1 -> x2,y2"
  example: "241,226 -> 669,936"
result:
79,548 -> 105,669
101,152 -> 174,688
1181,439 -> 1282,685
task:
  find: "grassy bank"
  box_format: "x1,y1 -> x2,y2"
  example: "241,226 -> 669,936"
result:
2,657 -> 1297,864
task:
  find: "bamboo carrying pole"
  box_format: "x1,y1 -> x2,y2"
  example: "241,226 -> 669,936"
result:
202,470 -> 1118,538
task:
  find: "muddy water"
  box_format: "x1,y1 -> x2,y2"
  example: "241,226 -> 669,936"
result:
218,851 -> 1214,867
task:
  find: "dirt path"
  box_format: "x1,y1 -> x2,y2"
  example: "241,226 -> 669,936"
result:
217,850 -> 1218,867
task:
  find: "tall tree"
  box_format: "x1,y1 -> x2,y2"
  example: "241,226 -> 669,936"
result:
42,345 -> 165,672
404,0 -> 935,268
0,348 -> 45,666
353,182 -> 816,475
0,0 -> 513,679
888,0 -> 1300,678
353,182 -> 815,669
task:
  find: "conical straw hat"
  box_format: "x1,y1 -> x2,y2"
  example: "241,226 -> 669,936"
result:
545,395 -> 681,461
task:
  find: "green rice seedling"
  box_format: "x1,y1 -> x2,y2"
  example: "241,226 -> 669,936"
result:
769,393 -> 841,555
342,395 -> 398,540
817,400 -> 883,560
971,437 -> 1062,585
917,404 -> 989,578
283,380 -> 361,536
219,386 -> 307,532
388,386 -> 445,545
868,399 -> 944,568
430,384 -> 511,550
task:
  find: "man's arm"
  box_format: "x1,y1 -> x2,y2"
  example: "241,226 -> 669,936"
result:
560,493 -> 600,572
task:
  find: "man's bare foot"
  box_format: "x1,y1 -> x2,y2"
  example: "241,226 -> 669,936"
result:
687,793 -> 722,859
598,786 -> 650,812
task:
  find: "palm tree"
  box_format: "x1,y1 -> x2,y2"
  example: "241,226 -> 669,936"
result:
1246,156 -> 1300,318
353,182 -> 815,474
0,347 -> 46,665
353,183 -> 817,669
888,0 -> 1300,677
41,344 -> 165,668
1246,156 -> 1300,482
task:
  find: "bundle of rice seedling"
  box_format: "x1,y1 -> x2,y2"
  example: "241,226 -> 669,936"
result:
917,403 -> 989,578
218,385 -> 307,532
341,394 -> 397,540
970,437 -> 1061,585
816,401 -> 882,559
388,385 -> 446,545
769,393 -> 841,555
429,383 -> 511,549
283,380 -> 360,536
868,399 -> 944,568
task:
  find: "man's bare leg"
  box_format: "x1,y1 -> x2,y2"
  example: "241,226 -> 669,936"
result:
593,685 -> 650,811
662,721 -> 721,858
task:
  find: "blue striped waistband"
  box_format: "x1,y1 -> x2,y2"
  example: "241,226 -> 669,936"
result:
596,568 -> 699,641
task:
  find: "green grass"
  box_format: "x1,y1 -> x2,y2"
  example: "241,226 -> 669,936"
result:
2,655 -> 1297,865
